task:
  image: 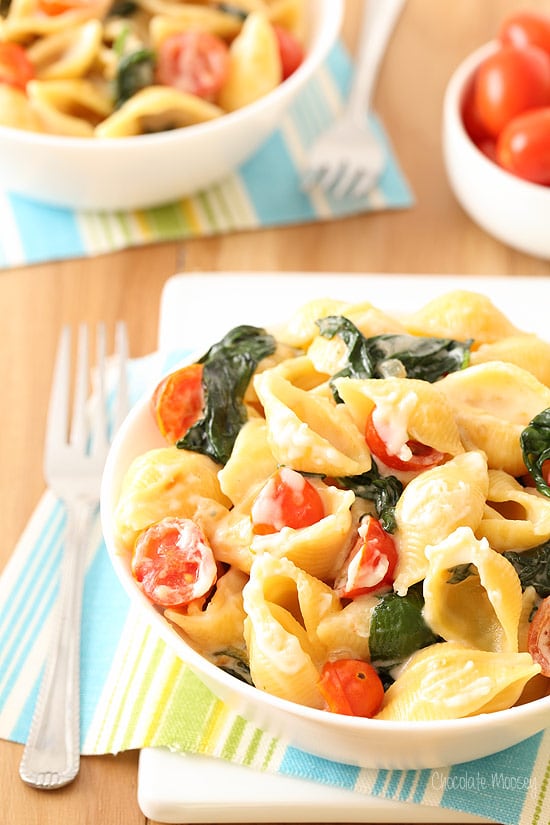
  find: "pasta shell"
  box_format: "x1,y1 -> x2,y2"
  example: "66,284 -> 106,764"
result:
27,19 -> 103,80
393,451 -> 489,596
334,376 -> 464,460
423,526 -> 523,652
218,12 -> 281,111
437,362 -> 550,476
272,297 -> 349,348
375,641 -> 540,721
243,553 -> 340,708
0,84 -> 43,131
95,85 -> 223,137
471,335 -> 550,387
254,370 -> 372,476
218,418 -> 278,506
114,446 -> 230,549
251,479 -> 355,580
27,78 -> 112,136
316,594 -> 378,661
403,290 -> 523,343
165,567 -> 248,655
149,7 -> 244,48
268,355 -> 330,392
476,469 -> 550,551
2,0 -> 111,39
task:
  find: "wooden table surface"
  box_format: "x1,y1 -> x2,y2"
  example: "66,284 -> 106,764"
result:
2,1 -> 549,823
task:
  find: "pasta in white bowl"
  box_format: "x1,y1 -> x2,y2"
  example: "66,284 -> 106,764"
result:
101,286 -> 550,770
0,0 -> 342,208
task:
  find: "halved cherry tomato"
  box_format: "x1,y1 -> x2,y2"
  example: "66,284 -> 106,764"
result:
151,363 -> 204,443
132,516 -> 217,608
500,10 -> 550,56
473,44 -> 550,139
528,596 -> 550,677
318,659 -> 384,718
0,43 -> 34,91
496,107 -> 550,185
364,409 -> 447,472
155,31 -> 230,100
334,516 -> 398,599
273,24 -> 304,80
251,467 -> 325,535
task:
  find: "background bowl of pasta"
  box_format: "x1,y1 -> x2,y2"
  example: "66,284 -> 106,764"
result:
101,286 -> 550,770
0,0 -> 342,211
443,33 -> 550,260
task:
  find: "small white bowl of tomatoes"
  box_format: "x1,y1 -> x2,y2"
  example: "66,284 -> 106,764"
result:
443,9 -> 550,259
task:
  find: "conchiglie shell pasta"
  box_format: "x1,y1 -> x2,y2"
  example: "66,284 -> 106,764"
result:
27,20 -> 103,80
437,362 -> 550,476
27,78 -> 112,136
316,594 -> 379,661
272,298 -> 349,348
341,301 -> 408,337
403,290 -> 524,343
1,0 -> 111,39
393,451 -> 489,596
218,12 -> 282,111
334,377 -> 464,461
254,370 -> 372,476
268,355 -> 330,392
375,642 -> 541,721
217,418 -> 278,506
423,526 -> 523,652
95,86 -> 223,137
165,567 -> 248,655
243,554 -> 340,708
476,470 -> 550,551
114,446 -> 230,549
251,480 -> 355,580
0,85 -> 43,131
470,335 -> 550,387
149,7 -> 244,48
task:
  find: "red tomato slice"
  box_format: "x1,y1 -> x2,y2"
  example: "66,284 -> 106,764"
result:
500,11 -> 550,56
473,44 -> 550,139
132,517 -> 217,608
318,659 -> 384,718
273,25 -> 304,80
528,596 -> 550,677
334,516 -> 398,599
156,31 -> 230,100
0,43 -> 34,91
251,467 -> 325,535
151,363 -> 204,443
496,107 -> 550,186
364,409 -> 447,472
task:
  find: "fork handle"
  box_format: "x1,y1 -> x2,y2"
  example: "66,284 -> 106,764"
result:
347,0 -> 406,122
19,500 -> 95,789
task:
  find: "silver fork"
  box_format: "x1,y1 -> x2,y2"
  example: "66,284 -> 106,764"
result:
302,0 -> 406,199
19,322 -> 129,789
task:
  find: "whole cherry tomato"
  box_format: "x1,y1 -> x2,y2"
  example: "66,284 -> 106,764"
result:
0,43 -> 34,91
318,659 -> 384,718
473,44 -> 550,138
500,10 -> 550,56
496,107 -> 550,185
151,363 -> 204,443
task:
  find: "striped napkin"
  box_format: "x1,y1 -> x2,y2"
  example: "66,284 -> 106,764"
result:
0,347 -> 548,825
0,43 -> 412,270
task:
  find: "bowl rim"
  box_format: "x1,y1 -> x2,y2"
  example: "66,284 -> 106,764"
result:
0,0 -> 344,150
100,357 -> 550,741
443,38 -> 550,198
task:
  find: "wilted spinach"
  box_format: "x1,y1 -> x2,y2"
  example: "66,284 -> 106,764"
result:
334,461 -> 403,533
503,541 -> 550,597
316,316 -> 471,401
177,325 -> 276,465
114,48 -> 156,108
368,587 -> 439,665
520,408 -> 550,498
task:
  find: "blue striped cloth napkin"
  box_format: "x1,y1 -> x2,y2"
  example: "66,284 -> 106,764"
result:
0,44 -> 413,269
0,348 -> 548,825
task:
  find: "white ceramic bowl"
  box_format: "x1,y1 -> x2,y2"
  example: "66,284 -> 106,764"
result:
100,384 -> 550,771
0,0 -> 342,211
443,41 -> 550,260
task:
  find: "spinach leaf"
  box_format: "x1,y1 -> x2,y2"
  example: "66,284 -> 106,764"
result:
108,0 -> 138,16
215,3 -> 248,19
368,587 -> 439,665
177,325 -> 276,465
115,48 -> 156,108
316,316 -> 471,400
446,562 -> 477,584
503,541 -> 550,597
212,648 -> 253,685
520,408 -> 550,498
335,461 -> 403,533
